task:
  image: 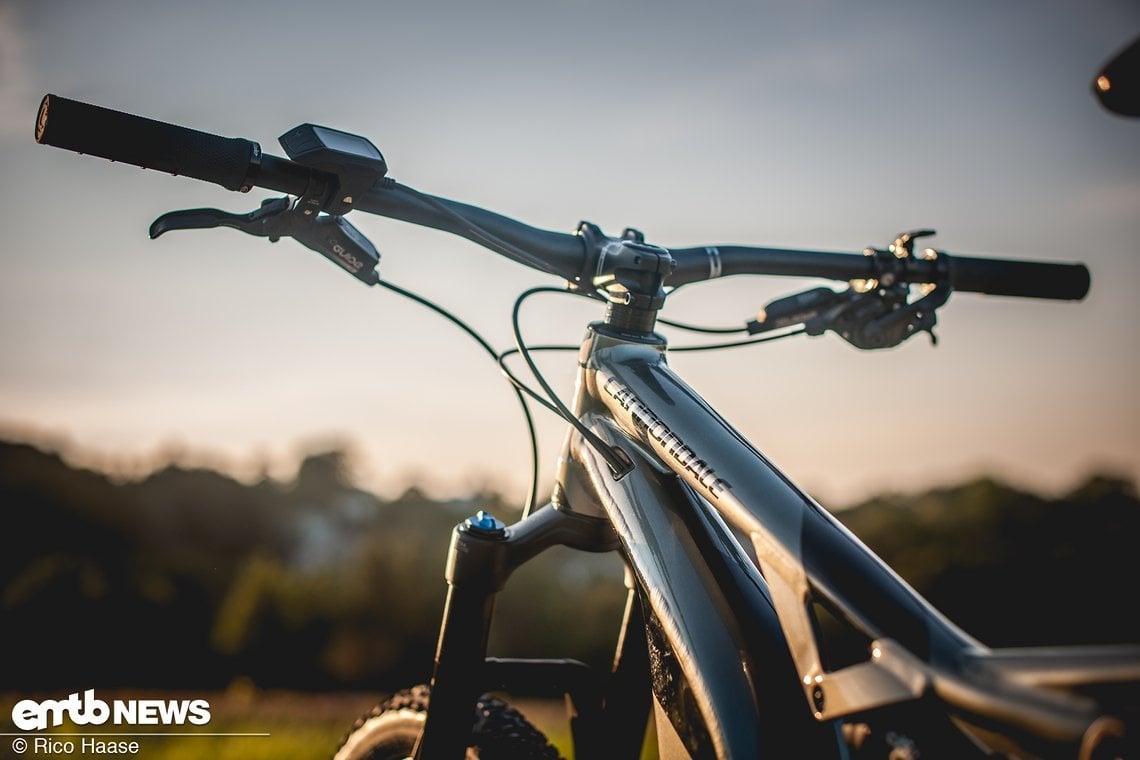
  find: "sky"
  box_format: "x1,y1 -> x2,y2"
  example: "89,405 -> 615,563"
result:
1,0 -> 1138,509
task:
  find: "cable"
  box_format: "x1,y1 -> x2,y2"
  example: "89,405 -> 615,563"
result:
670,328 -> 807,351
657,316 -> 749,335
375,279 -> 541,517
376,187 -> 808,493
500,344 -> 579,359
511,287 -> 634,478
376,188 -> 633,499
497,346 -> 578,418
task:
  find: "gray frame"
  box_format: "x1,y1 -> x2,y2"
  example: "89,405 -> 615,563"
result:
552,324 -> 1140,758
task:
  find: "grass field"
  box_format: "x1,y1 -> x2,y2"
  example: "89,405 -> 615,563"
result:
1,687 -> 656,759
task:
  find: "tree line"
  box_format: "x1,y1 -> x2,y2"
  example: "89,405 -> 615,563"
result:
1,439 -> 1135,691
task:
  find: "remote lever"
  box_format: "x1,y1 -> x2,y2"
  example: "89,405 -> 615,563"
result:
150,196 -> 381,286
747,287 -> 851,334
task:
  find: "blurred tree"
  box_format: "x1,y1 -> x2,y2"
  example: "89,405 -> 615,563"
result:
838,474 -> 1140,646
3,436 -> 1137,691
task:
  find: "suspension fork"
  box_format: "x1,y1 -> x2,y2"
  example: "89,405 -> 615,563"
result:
413,503 -> 620,760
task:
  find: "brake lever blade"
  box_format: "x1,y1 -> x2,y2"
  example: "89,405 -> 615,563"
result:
148,196 -> 292,239
149,208 -> 236,239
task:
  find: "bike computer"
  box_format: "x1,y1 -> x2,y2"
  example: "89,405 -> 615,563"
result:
279,124 -> 386,172
278,124 -> 388,215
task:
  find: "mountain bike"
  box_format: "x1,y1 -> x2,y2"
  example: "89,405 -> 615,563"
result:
34,94 -> 1140,759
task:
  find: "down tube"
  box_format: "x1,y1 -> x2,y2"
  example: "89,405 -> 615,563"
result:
580,336 -> 978,711
562,416 -> 841,759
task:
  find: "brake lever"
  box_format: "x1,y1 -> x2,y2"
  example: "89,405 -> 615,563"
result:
747,275 -> 952,349
148,195 -> 380,286
148,196 -> 292,239
828,284 -> 950,349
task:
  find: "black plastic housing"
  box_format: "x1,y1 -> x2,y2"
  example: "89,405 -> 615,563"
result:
278,124 -> 387,215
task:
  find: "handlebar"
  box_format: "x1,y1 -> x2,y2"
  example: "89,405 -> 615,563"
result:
667,246 -> 1090,300
35,93 -> 1091,301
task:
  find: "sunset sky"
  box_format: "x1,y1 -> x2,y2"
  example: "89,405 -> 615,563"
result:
2,1 -> 1138,509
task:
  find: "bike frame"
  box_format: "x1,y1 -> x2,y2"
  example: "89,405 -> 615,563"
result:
414,320 -> 1134,760
32,93 -> 1131,760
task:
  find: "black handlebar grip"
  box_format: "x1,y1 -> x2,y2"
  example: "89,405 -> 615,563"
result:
35,94 -> 259,192
949,256 -> 1090,300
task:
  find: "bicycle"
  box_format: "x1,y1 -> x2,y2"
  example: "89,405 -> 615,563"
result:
34,94 -> 1140,759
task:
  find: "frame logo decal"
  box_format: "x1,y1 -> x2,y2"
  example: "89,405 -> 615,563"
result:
602,376 -> 731,499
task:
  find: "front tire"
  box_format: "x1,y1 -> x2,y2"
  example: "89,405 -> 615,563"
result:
333,684 -> 563,760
